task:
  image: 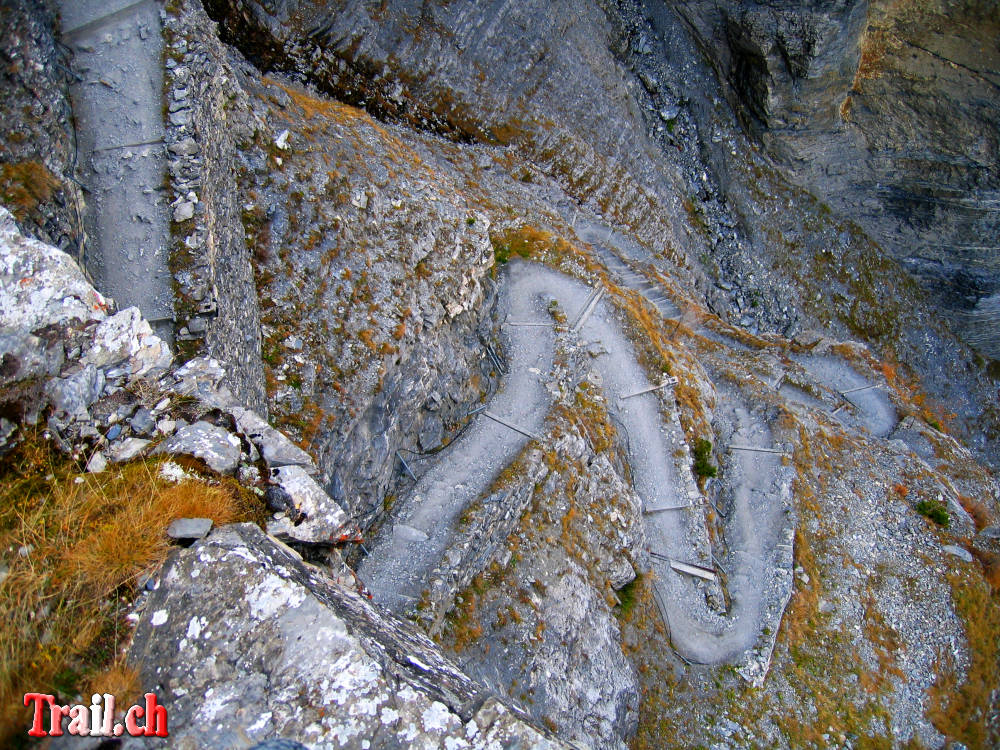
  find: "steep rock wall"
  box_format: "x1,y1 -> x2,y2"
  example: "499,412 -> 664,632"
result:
675,0 -> 1000,356
164,1 -> 268,411
0,0 -> 85,261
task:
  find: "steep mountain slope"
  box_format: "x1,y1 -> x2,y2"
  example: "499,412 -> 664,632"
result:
0,0 -> 998,747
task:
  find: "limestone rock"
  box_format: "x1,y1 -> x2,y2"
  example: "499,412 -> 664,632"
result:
265,464 -> 360,545
942,544 -> 973,563
107,437 -> 152,463
0,206 -> 108,333
153,420 -> 241,474
126,523 -> 569,749
166,517 -> 213,541
44,364 -> 105,416
166,356 -> 238,410
86,450 -> 107,473
0,330 -> 64,385
81,307 -> 172,378
232,406 -> 317,473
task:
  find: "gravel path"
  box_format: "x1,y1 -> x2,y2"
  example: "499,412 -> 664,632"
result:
664,384 -> 794,668
789,354 -> 897,437
362,259 -> 790,667
359,261 -> 558,611
574,214 -> 896,437
58,0 -> 174,340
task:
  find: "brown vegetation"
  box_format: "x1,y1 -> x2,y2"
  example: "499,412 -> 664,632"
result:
0,160 -> 60,221
927,569 -> 1000,747
0,432 -> 264,741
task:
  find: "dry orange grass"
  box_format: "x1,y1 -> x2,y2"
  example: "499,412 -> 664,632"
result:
85,659 -> 142,708
0,432 -> 261,740
927,570 -> 1000,747
0,161 -> 60,220
958,495 -> 994,532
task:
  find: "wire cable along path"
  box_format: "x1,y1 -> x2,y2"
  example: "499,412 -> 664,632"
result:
361,245 -> 897,679
359,260 -> 794,677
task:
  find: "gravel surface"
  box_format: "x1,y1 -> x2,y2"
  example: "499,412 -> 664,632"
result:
57,0 -> 174,338
791,353 -> 898,437
359,261 -> 558,611
363,259 -> 792,667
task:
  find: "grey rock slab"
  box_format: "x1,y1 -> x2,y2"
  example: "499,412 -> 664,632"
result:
152,420 -> 241,474
417,413 -> 444,451
44,364 -> 105,416
107,437 -> 151,463
265,464 -> 359,545
0,207 -> 109,333
172,201 -> 195,222
130,407 -> 155,436
166,356 -> 238,410
166,517 -> 213,541
393,523 -> 429,543
231,406 -> 317,473
0,418 -> 18,453
126,523 -> 568,749
86,450 -> 108,473
942,544 -> 973,563
81,307 -> 168,374
0,331 -> 64,385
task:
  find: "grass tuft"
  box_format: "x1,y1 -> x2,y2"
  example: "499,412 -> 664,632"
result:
0,431 -> 264,741
692,438 -> 717,479
915,499 -> 950,528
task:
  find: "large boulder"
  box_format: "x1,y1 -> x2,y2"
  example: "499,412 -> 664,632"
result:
127,523 -> 569,749
0,206 -> 107,334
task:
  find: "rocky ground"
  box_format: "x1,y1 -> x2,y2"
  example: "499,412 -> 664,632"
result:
1,0 -> 998,748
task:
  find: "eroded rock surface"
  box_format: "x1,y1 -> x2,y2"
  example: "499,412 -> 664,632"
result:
676,0 -> 1000,355
127,523 -> 568,749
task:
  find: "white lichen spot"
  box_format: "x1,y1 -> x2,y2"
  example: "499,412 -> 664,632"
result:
186,617 -> 202,639
349,696 -> 380,718
150,609 -> 168,626
248,573 -> 305,620
444,737 -> 470,750
465,719 -> 479,739
197,689 -> 236,723
330,719 -> 363,746
397,685 -> 419,704
380,707 -> 400,726
422,701 -> 453,733
400,722 -> 419,742
159,461 -> 194,483
247,712 -> 272,733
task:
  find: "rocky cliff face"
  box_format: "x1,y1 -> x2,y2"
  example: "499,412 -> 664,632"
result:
3,0 -> 1000,747
675,0 -> 1000,356
128,523 -> 570,749
0,0 -> 84,260
0,201 -> 567,748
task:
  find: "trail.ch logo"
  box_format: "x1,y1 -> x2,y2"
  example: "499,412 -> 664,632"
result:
23,692 -> 168,738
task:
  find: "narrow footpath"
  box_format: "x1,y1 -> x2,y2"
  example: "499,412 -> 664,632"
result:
57,0 -> 174,340
362,260 -> 790,668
